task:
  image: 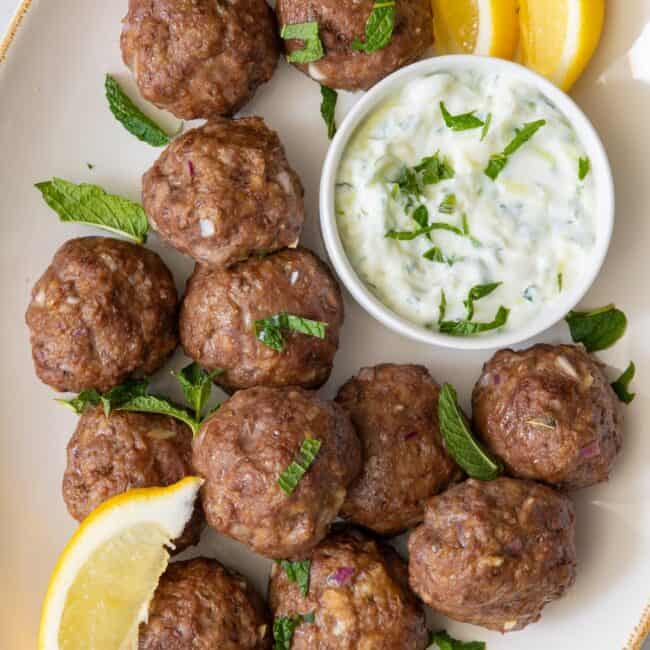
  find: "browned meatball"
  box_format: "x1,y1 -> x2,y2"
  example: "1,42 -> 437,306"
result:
121,0 -> 280,119
25,237 -> 178,393
63,407 -> 203,551
335,364 -> 458,535
408,477 -> 577,632
276,0 -> 432,91
472,344 -> 622,490
269,527 -> 428,649
139,558 -> 271,649
142,118 -> 305,269
193,387 -> 361,558
180,248 -> 343,392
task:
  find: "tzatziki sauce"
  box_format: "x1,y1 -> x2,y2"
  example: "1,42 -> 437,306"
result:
335,71 -> 597,335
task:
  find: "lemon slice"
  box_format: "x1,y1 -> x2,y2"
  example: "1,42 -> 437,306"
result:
38,477 -> 203,650
518,0 -> 605,91
431,0 -> 519,59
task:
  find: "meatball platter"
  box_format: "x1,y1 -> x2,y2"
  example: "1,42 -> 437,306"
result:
0,2 -> 648,650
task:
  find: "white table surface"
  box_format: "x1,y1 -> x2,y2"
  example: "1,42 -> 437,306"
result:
0,1 -> 648,648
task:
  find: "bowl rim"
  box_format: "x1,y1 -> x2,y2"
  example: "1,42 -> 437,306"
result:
319,55 -> 615,351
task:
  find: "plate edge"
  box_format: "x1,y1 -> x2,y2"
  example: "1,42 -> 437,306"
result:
627,602 -> 650,650
0,0 -> 648,647
0,0 -> 34,63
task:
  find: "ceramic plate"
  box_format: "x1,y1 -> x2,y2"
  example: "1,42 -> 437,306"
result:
1,1 -> 648,648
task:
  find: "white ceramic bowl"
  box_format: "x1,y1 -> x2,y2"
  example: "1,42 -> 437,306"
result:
320,55 -> 615,351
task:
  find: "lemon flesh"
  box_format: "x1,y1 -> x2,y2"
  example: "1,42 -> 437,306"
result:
58,523 -> 169,648
432,0 -> 519,59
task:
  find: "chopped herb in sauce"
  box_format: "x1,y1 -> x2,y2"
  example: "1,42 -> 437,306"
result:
484,119 -> 546,180
480,113 -> 492,141
278,438 -> 322,495
438,193 -> 457,214
440,102 -> 484,131
579,156 -> 591,181
281,22 -> 324,63
440,306 -> 510,336
463,282 -> 502,320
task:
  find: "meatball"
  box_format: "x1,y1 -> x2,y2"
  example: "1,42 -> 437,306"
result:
25,237 -> 178,393
408,477 -> 577,632
193,387 -> 361,558
63,407 -> 203,551
139,558 -> 271,649
180,248 -> 343,392
269,527 -> 428,649
121,0 -> 280,119
472,344 -> 622,490
335,364 -> 458,535
142,118 -> 305,268
276,0 -> 432,91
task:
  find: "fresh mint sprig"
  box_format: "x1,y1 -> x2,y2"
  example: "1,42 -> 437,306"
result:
565,304 -> 627,352
320,86 -> 338,140
35,178 -> 149,244
273,613 -> 315,650
438,384 -> 502,481
278,438 -> 322,495
277,560 -> 311,597
105,74 -> 174,147
611,362 -> 636,404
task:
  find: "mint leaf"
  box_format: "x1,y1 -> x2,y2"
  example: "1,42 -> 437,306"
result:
423,247 -> 445,263
172,363 -> 222,421
281,22 -> 325,63
438,193 -> 456,214
480,113 -> 492,141
429,630 -> 486,650
440,102 -> 484,131
565,304 -> 627,352
438,289 -> 447,324
105,74 -> 172,147
485,119 -> 546,180
415,152 -> 455,185
557,272 -> 563,292
579,156 -> 591,181
35,178 -> 149,244
352,1 -> 396,53
56,389 -> 102,415
386,221 -> 464,240
611,362 -> 636,404
117,395 -> 200,435
463,282 -> 502,320
278,438 -> 322,495
440,306 -> 510,336
254,313 -> 328,352
273,613 -> 315,650
100,379 -> 149,416
438,384 -> 502,481
277,560 -> 311,596
320,86 -> 338,140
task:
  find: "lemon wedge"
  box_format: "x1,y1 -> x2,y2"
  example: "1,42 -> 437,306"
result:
38,477 -> 203,650
518,0 -> 605,91
432,0 -> 519,59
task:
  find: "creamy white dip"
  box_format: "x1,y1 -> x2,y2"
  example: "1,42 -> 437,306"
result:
335,71 -> 597,334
